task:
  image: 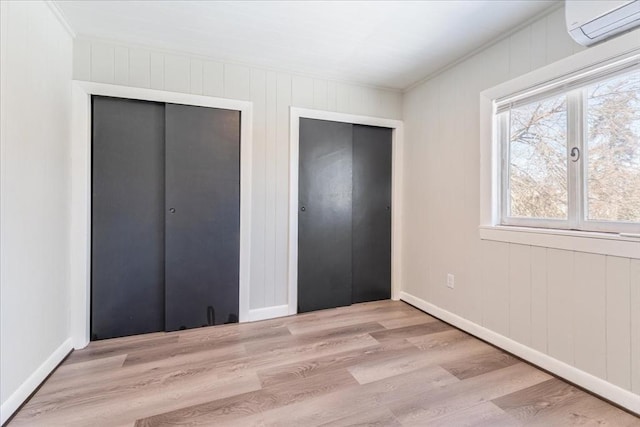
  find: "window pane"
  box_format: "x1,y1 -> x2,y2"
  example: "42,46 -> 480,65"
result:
508,94 -> 568,219
586,70 -> 640,223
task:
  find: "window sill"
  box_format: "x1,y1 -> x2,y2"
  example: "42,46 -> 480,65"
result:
479,225 -> 640,259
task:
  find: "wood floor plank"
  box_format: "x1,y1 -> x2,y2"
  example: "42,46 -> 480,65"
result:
368,320 -> 452,342
440,347 -> 520,380
349,330 -> 493,384
378,313 -> 438,329
9,300 -> 636,426
419,402 -> 520,427
493,377 -> 640,426
286,307 -> 412,335
492,377 -> 582,420
49,354 -> 127,381
523,399 -> 640,427
82,331 -> 171,349
64,334 -> 179,364
176,320 -> 291,343
121,337 -> 250,367
11,371 -> 261,426
245,321 -> 385,354
223,365 -> 459,427
318,407 -> 401,427
388,362 -> 552,425
135,369 -> 358,426
257,339 -> 417,388
31,342 -> 248,397
406,327 -> 475,350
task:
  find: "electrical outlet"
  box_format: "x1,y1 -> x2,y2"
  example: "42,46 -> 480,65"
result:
447,274 -> 455,289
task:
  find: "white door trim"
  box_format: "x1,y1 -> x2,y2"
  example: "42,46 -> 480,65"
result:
70,80 -> 253,349
288,107 -> 404,315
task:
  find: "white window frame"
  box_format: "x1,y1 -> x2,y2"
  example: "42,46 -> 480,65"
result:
498,91 -> 574,230
480,30 -> 640,259
498,75 -> 640,234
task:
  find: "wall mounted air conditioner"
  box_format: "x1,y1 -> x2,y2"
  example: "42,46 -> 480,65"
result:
566,0 -> 640,46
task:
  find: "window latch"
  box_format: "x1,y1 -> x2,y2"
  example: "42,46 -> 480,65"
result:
570,147 -> 580,162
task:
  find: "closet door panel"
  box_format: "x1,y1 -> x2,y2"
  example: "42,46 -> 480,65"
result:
91,96 -> 166,340
164,104 -> 240,331
352,125 -> 392,303
298,118 -> 353,313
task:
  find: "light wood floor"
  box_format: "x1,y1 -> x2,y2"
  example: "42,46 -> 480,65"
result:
9,300 -> 640,426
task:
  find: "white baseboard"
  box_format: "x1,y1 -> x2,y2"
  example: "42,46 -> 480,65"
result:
247,304 -> 290,322
0,337 -> 73,425
399,291 -> 640,415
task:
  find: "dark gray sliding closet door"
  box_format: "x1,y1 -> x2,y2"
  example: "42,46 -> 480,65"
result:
91,96 -> 166,340
298,118 -> 353,313
164,104 -> 240,331
298,119 -> 392,314
352,125 -> 392,303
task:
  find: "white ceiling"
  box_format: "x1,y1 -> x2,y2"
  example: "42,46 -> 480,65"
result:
56,0 -> 558,90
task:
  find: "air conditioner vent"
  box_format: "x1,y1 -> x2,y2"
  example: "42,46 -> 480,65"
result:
566,0 -> 640,46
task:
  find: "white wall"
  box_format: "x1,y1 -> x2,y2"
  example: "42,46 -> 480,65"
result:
0,1 -> 74,422
401,3 -> 640,404
71,38 -> 403,313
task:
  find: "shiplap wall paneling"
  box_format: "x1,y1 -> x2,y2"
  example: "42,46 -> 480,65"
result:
274,72 -> 292,306
508,244 -> 531,346
190,59 -> 203,95
149,52 -> 164,90
203,61 -> 224,97
327,81 -> 337,112
427,77 -> 443,312
164,54 -> 190,93
446,68 -> 466,315
573,252 -> 606,379
73,38 -> 91,81
250,68 -> 267,309
631,259 -> 640,393
264,70 -> 278,307
113,46 -> 128,86
292,75 -> 314,109
129,49 -> 150,88
606,256 -> 631,389
508,25 -> 531,79
481,240 -> 509,336
313,79 -> 328,111
419,81 -> 438,309
250,67 -> 276,308
72,38 -> 403,314
530,246 -> 548,354
224,64 -> 251,101
408,80 -> 429,301
458,54 -> 484,327
336,82 -> 350,113
546,6 -> 584,62
73,38 -> 402,121
545,249 -> 575,366
481,38 -> 510,90
401,3 -> 640,400
90,42 -> 114,84
430,71 -> 458,315
530,18 -> 547,70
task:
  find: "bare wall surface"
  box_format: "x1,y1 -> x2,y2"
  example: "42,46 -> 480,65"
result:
0,0 -> 73,416
401,6 -> 639,396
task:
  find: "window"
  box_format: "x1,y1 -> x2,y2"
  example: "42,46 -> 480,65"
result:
496,66 -> 640,234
